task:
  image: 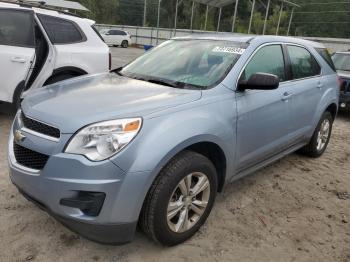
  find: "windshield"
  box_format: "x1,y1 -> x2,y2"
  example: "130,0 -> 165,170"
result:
332,53 -> 350,71
120,40 -> 246,89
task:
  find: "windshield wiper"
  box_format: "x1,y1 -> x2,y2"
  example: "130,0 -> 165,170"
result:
145,78 -> 178,88
128,76 -> 178,88
111,67 -> 124,76
114,73 -> 194,89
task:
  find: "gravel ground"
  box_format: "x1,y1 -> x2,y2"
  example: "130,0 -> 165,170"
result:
0,47 -> 349,262
110,46 -> 144,69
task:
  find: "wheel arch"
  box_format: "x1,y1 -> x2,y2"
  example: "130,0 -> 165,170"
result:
44,66 -> 88,86
186,142 -> 227,192
150,136 -> 229,193
325,102 -> 338,120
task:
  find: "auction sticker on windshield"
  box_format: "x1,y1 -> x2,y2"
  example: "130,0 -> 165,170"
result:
212,46 -> 246,55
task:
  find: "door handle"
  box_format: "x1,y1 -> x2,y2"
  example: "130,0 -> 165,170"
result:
281,92 -> 293,101
317,82 -> 323,89
11,57 -> 26,63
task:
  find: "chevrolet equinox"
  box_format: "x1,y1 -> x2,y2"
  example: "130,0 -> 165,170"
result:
8,35 -> 339,246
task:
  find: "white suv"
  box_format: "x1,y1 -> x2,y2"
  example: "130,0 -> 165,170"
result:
0,1 -> 110,108
100,29 -> 131,48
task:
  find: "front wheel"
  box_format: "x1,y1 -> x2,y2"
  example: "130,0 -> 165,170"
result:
299,111 -> 333,158
139,151 -> 218,246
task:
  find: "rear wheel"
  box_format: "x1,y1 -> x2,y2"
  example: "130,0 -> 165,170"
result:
299,111 -> 333,158
121,40 -> 128,48
44,73 -> 78,86
139,151 -> 217,246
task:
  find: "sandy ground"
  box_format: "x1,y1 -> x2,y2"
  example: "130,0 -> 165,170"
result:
0,47 -> 349,262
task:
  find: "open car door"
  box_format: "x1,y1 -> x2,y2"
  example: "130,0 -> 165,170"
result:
0,8 -> 35,104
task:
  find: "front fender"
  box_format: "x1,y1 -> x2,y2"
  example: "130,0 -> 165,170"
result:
108,99 -> 236,221
111,100 -> 236,176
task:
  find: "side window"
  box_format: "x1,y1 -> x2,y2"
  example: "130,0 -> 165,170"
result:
241,45 -> 286,82
113,30 -> 122,35
287,45 -> 321,79
37,14 -> 85,44
0,9 -> 34,47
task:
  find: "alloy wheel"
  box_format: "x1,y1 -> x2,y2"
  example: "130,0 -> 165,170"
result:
167,172 -> 210,233
316,118 -> 330,151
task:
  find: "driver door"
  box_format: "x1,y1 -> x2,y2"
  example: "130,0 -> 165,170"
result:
0,9 -> 36,103
235,44 -> 294,171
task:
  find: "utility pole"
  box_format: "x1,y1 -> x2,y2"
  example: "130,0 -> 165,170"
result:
262,0 -> 270,35
248,0 -> 255,34
190,1 -> 195,30
276,0 -> 284,35
217,7 -> 222,32
143,0 -> 147,26
205,5 -> 209,30
174,0 -> 179,36
287,7 -> 294,36
232,0 -> 239,32
156,0 -> 161,44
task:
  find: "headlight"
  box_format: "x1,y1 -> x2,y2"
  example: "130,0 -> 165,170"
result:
65,118 -> 142,161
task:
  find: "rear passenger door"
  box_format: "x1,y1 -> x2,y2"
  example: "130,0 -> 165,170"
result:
114,30 -> 125,45
104,30 -> 115,45
285,45 -> 323,141
236,44 -> 295,171
0,9 -> 35,103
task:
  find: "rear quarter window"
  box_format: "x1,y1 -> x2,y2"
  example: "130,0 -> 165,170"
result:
316,48 -> 336,72
287,45 -> 321,79
37,14 -> 85,44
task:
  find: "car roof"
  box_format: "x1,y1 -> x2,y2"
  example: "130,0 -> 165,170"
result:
334,51 -> 350,55
173,34 -> 325,49
0,1 -> 95,24
173,33 -> 254,44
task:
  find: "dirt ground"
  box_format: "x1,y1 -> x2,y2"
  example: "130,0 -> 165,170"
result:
0,48 -> 349,262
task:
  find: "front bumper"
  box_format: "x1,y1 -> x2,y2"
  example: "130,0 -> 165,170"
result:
14,183 -> 137,244
8,115 -> 152,244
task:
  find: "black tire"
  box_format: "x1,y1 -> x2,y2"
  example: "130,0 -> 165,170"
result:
121,40 -> 128,48
139,150 -> 218,246
44,73 -> 77,86
298,111 -> 333,158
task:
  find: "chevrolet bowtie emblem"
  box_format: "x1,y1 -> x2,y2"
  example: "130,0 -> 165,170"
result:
14,129 -> 26,143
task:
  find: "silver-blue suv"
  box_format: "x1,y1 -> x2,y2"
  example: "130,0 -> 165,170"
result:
8,35 -> 339,246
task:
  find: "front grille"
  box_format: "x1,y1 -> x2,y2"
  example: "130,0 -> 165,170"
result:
13,143 -> 49,170
340,78 -> 350,93
21,112 -> 60,139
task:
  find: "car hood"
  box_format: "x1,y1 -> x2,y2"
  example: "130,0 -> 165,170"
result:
22,73 -> 202,133
337,70 -> 350,78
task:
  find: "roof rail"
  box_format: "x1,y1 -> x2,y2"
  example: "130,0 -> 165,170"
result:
0,0 -> 84,18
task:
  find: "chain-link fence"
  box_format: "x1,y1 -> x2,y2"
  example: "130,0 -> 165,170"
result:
81,0 -> 350,38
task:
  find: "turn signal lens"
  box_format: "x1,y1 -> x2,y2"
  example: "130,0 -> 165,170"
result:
124,120 -> 140,132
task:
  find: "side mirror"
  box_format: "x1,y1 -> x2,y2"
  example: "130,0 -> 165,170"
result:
238,73 -> 280,91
